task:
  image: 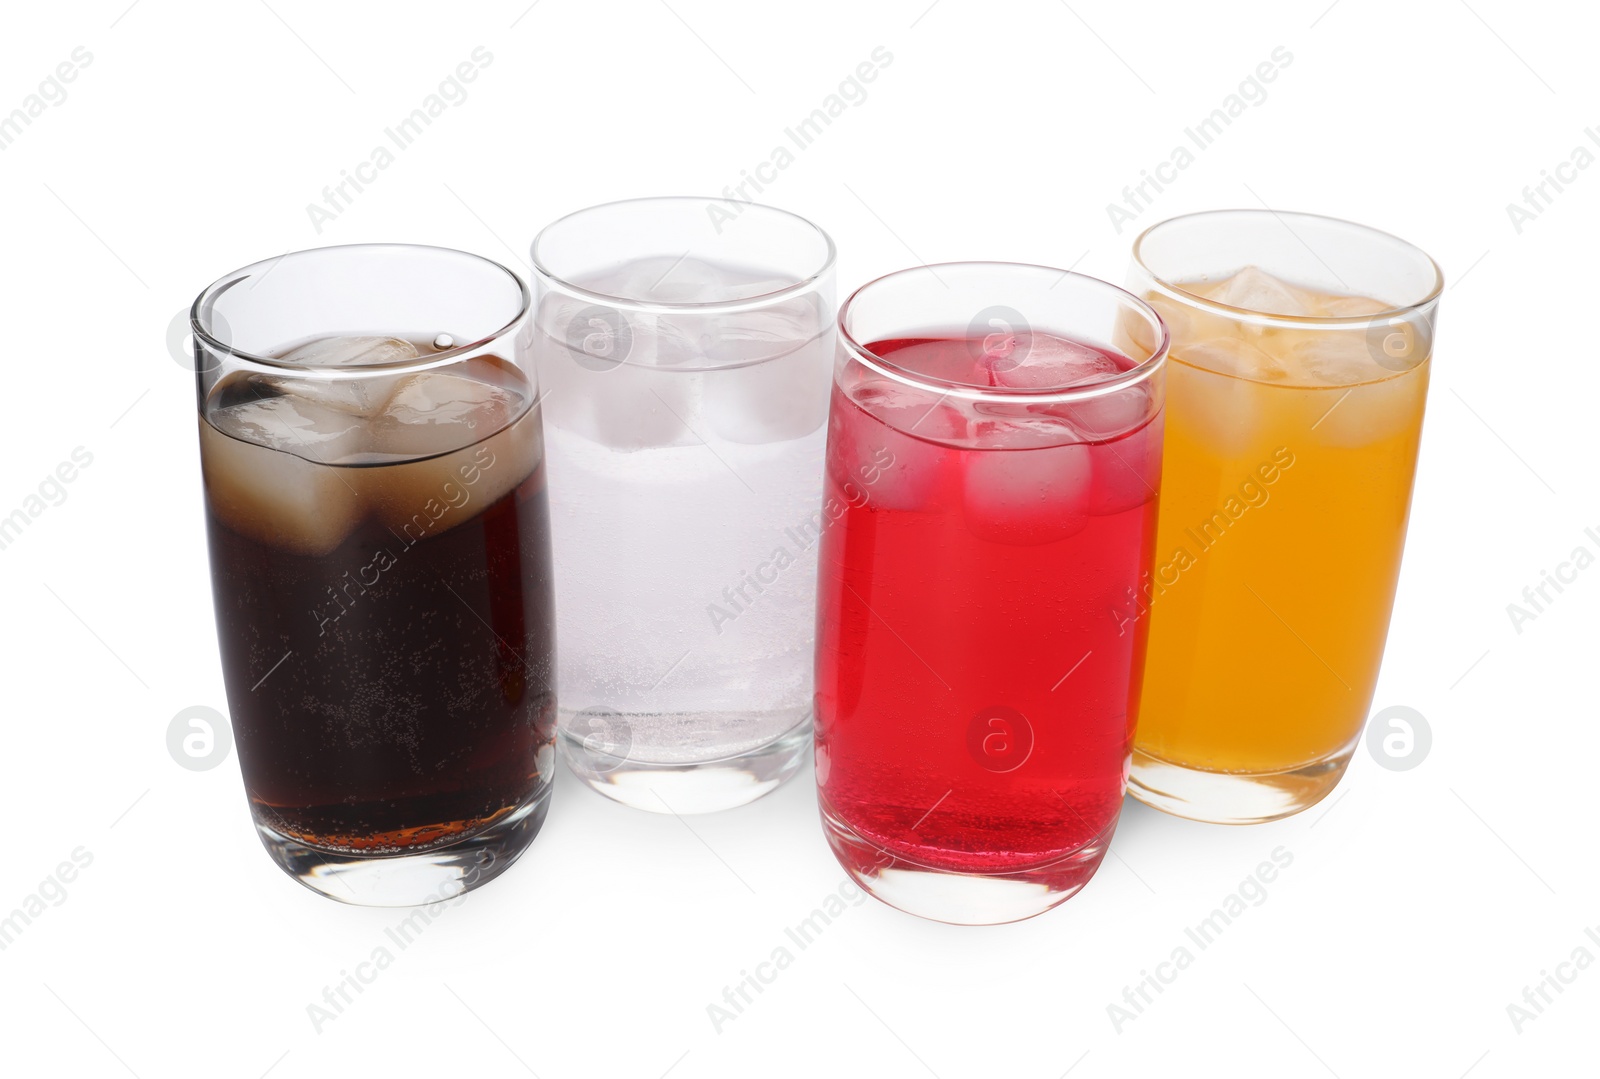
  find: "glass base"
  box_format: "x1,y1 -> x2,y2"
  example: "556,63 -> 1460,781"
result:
254,783 -> 551,906
560,713 -> 811,815
1127,745 -> 1353,825
820,803 -> 1112,925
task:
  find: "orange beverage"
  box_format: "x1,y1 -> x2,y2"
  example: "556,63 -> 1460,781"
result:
1126,211 -> 1442,823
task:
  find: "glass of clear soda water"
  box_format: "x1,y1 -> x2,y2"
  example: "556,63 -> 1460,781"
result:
531,197 -> 836,814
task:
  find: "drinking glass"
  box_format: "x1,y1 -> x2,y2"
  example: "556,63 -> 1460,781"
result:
530,197 -> 836,813
815,262 -> 1168,924
1127,210 -> 1442,823
192,244 -> 555,905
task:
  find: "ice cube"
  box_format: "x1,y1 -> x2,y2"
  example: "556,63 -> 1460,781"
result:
532,290 -> 704,450
1143,291 -> 1238,351
1310,370 -> 1428,450
832,379 -> 964,512
1165,360 -> 1277,459
365,403 -> 543,537
699,294 -> 827,367
1196,266 -> 1317,317
278,334 -> 420,368
199,415 -> 366,556
1088,417 -> 1163,517
1051,383 -> 1154,442
964,437 -> 1092,546
1283,333 -> 1384,387
1174,337 -> 1289,382
368,356 -> 531,460
206,374 -> 366,462
276,374 -> 400,417
354,356 -> 537,533
702,342 -> 830,444
850,379 -> 968,443
542,257 -> 819,449
585,359 -> 705,450
969,411 -> 1080,449
1318,293 -> 1392,317
701,301 -> 832,444
561,304 -> 709,449
579,256 -> 790,305
259,336 -> 421,416
985,332 -> 1124,390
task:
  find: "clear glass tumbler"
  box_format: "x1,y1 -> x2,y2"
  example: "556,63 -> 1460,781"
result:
192,244 -> 556,905
1127,210 -> 1442,824
530,197 -> 836,814
815,262 -> 1169,924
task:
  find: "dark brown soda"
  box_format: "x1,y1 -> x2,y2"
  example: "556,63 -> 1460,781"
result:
204,453 -> 556,854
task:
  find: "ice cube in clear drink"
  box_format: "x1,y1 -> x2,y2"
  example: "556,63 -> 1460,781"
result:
582,255 -> 790,305
553,257 -> 815,451
584,359 -> 704,451
702,342 -> 829,444
701,304 -> 831,444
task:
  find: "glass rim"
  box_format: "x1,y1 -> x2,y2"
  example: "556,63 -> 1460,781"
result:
1131,208 -> 1445,329
837,261 -> 1170,405
529,195 -> 837,314
190,242 -> 531,375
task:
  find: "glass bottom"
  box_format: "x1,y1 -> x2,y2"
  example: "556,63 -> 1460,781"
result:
820,802 -> 1113,925
559,712 -> 812,815
1127,743 -> 1354,825
254,782 -> 551,906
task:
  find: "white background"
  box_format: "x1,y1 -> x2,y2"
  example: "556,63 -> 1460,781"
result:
0,1 -> 1594,1076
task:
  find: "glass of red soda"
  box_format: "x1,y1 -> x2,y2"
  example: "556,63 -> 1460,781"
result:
814,262 -> 1169,924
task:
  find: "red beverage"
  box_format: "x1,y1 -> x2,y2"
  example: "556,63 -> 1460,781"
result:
815,326 -> 1164,920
